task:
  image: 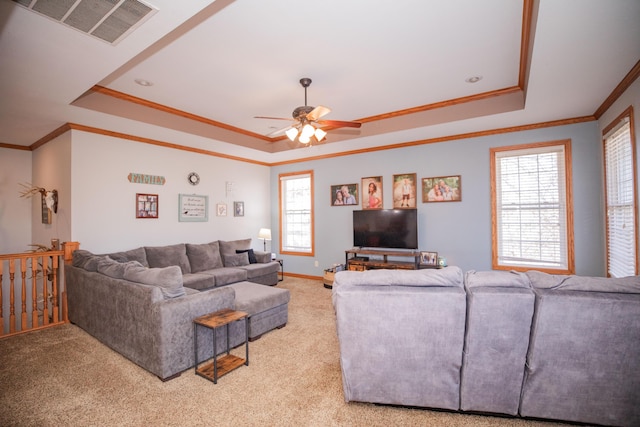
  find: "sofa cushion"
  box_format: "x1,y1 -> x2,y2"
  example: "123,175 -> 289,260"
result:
236,248 -> 257,264
223,252 -> 250,267
526,270 -> 640,293
106,247 -> 148,267
239,261 -> 280,279
219,239 -> 252,256
465,270 -> 531,289
145,243 -> 191,274
334,266 -> 464,288
186,241 -> 223,272
205,267 -> 248,286
229,281 -> 290,315
96,256 -> 132,279
182,273 -> 217,291
123,263 -> 185,299
72,250 -> 102,272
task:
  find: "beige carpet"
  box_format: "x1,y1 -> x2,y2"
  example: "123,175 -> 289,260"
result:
0,277 -> 568,427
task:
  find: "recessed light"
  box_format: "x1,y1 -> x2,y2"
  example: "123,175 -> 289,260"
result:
465,76 -> 482,83
135,78 -> 153,87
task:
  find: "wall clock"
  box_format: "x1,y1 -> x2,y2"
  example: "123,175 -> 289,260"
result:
187,172 -> 200,186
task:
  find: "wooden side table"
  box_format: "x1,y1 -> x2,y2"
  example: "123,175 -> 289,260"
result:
193,308 -> 248,384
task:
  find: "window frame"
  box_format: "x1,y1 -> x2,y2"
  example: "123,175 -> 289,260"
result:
602,106 -> 638,278
279,170 -> 315,257
490,139 -> 575,274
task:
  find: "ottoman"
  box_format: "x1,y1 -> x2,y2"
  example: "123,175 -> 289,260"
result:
229,281 -> 290,341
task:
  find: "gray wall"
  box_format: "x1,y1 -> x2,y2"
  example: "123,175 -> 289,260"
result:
271,121 -> 604,277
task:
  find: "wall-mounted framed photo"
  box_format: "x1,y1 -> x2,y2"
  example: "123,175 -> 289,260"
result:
136,193 -> 158,218
216,203 -> 227,217
422,175 -> 462,202
420,251 -> 438,267
393,173 -> 417,208
361,176 -> 382,209
330,183 -> 358,206
178,194 -> 208,222
234,201 -> 244,217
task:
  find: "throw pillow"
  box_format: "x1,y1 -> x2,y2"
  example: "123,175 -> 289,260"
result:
123,263 -> 185,299
72,250 -> 101,271
106,247 -> 148,267
145,243 -> 191,274
223,252 -> 250,267
186,242 -> 223,272
96,256 -> 135,279
218,238 -> 252,256
236,248 -> 257,264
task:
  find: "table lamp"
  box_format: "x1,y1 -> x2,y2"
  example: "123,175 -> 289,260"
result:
258,228 -> 272,251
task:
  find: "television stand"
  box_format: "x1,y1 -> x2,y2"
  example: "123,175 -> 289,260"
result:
345,248 -> 420,271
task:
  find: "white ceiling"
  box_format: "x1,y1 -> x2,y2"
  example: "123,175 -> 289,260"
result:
1,0 -> 639,163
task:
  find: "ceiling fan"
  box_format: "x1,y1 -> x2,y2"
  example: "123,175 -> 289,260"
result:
255,78 -> 361,145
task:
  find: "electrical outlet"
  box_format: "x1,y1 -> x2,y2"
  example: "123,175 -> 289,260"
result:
314,260 -> 319,267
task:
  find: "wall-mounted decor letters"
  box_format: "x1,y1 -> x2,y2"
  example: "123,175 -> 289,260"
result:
179,194 -> 208,222
128,173 -> 166,185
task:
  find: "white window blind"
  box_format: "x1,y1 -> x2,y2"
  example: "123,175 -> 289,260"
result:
280,172 -> 313,254
604,117 -> 637,278
493,143 -> 571,272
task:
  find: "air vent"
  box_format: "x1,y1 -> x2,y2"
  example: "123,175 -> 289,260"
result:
12,0 -> 157,45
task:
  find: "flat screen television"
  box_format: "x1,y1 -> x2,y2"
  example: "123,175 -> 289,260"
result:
353,209 -> 418,249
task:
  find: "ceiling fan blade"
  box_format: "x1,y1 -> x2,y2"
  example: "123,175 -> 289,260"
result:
254,116 -> 293,121
317,119 -> 362,129
306,105 -> 331,121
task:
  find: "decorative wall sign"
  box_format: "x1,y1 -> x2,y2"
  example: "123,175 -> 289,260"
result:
128,173 -> 166,185
136,193 -> 158,218
179,194 -> 208,222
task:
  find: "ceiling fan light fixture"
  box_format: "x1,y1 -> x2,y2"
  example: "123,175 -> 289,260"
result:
301,124 -> 316,139
285,127 -> 299,141
298,134 -> 311,144
314,128 -> 327,141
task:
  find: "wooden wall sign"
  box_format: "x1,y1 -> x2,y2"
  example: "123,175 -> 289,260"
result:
128,173 -> 166,185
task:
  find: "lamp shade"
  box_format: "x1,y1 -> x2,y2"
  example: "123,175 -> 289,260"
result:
285,127 -> 299,141
258,228 -> 272,240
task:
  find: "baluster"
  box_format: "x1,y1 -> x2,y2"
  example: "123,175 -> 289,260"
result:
31,256 -> 39,328
0,260 -> 4,335
9,259 -> 16,333
21,258 -> 27,331
42,256 -> 49,326
51,255 -> 59,323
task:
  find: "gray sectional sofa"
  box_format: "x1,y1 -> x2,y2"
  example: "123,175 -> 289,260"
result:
66,239 -> 288,381
332,267 -> 640,426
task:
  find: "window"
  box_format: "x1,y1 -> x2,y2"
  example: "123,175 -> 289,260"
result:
603,107 -> 637,278
491,140 -> 574,274
279,170 -> 314,256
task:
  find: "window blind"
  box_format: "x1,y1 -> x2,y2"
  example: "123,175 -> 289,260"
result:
280,172 -> 313,254
494,143 -> 569,271
604,118 -> 636,278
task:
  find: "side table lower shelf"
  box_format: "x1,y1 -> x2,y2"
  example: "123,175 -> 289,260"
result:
193,308 -> 249,384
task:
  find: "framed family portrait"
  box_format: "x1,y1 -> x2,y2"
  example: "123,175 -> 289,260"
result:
420,251 -> 439,267
330,183 -> 359,206
393,173 -> 417,208
422,175 -> 462,202
361,176 -> 383,209
136,193 -> 158,218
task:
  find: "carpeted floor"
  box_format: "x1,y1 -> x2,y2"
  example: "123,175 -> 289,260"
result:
0,277 -> 569,427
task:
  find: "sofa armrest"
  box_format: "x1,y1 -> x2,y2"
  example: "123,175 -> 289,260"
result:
254,250 -> 272,263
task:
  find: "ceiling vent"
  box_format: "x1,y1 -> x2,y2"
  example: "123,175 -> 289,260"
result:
12,0 -> 157,45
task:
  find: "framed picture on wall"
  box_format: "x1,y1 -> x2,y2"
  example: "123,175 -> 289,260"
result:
361,176 -> 383,209
216,203 -> 227,216
330,183 -> 358,206
234,201 -> 244,217
422,175 -> 462,202
178,194 -> 208,222
392,173 -> 417,208
136,193 -> 158,218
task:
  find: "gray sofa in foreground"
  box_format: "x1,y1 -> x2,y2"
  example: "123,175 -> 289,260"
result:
332,267 -> 640,426
66,239 -> 289,381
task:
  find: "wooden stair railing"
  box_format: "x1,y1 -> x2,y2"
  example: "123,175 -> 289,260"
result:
0,241 -> 79,338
